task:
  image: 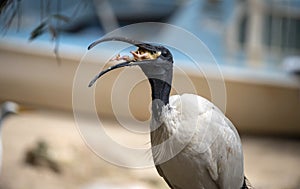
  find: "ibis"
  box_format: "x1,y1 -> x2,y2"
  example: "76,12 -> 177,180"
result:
0,101 -> 20,173
88,37 -> 252,189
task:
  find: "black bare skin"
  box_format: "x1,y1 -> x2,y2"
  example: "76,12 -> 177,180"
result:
87,36 -> 251,189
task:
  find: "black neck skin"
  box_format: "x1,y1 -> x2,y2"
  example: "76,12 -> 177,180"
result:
149,78 -> 171,105
148,78 -> 171,123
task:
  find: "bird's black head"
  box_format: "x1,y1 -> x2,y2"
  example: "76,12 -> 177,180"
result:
87,37 -> 174,88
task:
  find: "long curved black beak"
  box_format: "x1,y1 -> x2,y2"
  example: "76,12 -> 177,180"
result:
88,61 -> 132,87
87,36 -> 158,87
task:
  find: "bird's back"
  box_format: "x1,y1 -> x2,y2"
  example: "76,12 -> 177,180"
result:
151,94 -> 244,189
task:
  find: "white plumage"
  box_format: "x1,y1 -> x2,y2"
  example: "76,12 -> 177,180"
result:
151,94 -> 244,188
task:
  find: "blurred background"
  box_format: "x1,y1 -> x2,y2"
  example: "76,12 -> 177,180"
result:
0,0 -> 300,189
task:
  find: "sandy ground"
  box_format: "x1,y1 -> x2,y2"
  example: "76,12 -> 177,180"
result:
0,109 -> 299,189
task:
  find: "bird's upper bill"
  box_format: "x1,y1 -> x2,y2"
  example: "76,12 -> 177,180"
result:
87,36 -> 172,87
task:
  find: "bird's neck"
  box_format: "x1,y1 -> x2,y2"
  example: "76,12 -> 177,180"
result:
149,78 -> 171,104
148,78 -> 171,121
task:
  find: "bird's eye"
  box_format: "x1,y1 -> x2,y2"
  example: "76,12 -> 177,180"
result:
161,50 -> 168,57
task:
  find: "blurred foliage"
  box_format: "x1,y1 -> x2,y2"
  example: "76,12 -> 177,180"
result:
29,13 -> 70,63
0,0 -> 22,32
0,0 -> 11,14
0,0 -> 87,63
29,14 -> 70,41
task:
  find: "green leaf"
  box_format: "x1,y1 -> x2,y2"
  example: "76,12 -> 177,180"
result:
29,21 -> 47,41
51,14 -> 70,23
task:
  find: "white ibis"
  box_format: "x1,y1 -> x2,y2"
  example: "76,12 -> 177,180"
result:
88,37 -> 252,189
0,101 -> 20,173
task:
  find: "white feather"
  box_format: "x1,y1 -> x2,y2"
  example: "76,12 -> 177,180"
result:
151,94 -> 244,189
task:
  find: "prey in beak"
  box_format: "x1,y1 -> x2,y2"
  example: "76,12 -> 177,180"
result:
110,47 -> 161,62
87,37 -> 173,87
